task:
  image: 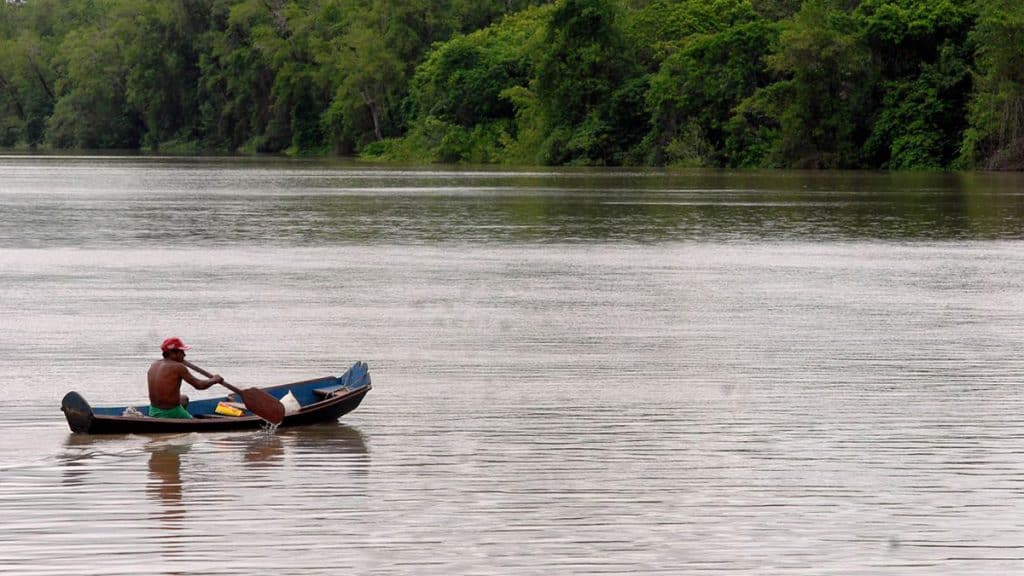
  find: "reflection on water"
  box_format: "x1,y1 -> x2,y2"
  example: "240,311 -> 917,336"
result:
1,158 -> 1023,247
145,440 -> 190,569
282,422 -> 370,456
146,441 -> 189,526
36,425 -> 371,574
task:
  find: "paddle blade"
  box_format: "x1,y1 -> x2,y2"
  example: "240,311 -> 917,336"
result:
240,387 -> 286,424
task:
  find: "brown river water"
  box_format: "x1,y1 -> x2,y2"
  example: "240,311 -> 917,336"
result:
1,156 -> 1024,574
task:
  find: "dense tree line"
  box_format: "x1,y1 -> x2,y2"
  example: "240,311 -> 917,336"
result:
0,0 -> 1022,169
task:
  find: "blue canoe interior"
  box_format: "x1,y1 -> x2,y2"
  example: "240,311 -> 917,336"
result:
61,361 -> 371,434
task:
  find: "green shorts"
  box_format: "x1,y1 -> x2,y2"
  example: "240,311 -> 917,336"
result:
148,405 -> 193,419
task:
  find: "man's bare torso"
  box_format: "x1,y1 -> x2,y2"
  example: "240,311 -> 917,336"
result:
148,359 -> 186,409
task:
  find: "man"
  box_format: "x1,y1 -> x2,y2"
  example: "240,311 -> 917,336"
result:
148,337 -> 224,419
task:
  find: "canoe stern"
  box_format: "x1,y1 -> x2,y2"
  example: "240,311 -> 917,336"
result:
61,391 -> 95,434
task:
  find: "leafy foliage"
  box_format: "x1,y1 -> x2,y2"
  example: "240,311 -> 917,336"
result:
0,0 -> 1017,169
856,0 -> 973,169
397,6 -> 549,163
645,8 -> 777,166
961,0 -> 1024,169
756,1 -> 872,168
532,0 -> 643,164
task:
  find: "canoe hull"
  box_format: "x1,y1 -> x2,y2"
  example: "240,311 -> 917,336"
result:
61,361 -> 371,435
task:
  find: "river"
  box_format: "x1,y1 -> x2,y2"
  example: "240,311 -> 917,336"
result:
1,156 -> 1023,574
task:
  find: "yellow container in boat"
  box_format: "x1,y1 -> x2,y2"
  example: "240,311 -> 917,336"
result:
215,402 -> 245,417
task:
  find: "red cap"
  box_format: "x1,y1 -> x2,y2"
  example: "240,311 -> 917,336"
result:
160,337 -> 192,352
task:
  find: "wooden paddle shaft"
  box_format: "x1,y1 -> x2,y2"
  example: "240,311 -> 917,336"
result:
183,360 -> 243,395
183,360 -> 286,425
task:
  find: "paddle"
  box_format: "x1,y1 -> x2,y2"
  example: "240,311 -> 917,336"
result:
183,360 -> 285,424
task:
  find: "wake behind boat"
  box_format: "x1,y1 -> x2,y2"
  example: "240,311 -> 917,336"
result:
61,361 -> 371,434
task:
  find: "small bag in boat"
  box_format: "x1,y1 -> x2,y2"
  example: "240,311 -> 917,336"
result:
280,390 -> 301,415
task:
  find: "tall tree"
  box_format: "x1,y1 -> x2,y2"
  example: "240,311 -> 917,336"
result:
756,0 -> 871,167
857,0 -> 973,169
642,1 -> 776,166
322,0 -> 463,152
534,0 -> 642,164
199,0 -> 281,151
961,0 -> 1024,169
47,12 -> 142,149
398,5 -> 549,162
124,0 -> 210,149
0,2 -> 57,146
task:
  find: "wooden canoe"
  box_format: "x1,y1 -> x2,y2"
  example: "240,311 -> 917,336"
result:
61,361 -> 371,434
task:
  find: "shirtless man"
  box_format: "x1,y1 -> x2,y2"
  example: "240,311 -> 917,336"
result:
147,337 -> 223,419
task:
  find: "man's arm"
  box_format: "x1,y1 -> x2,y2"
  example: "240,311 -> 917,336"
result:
180,364 -> 224,390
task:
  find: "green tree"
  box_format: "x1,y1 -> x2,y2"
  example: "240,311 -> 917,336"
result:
198,0 -> 277,151
534,0 -> 643,164
449,0 -> 551,33
47,9 -> 142,149
324,11 -> 405,147
0,2 -> 58,146
398,5 -> 549,162
755,0 -> 871,167
320,0 -> 468,153
961,0 -> 1024,169
857,0 -> 973,169
200,0 -> 330,153
643,2 -> 776,166
626,0 -> 762,68
256,0 -> 336,154
750,0 -> 802,20
123,0 -> 210,150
